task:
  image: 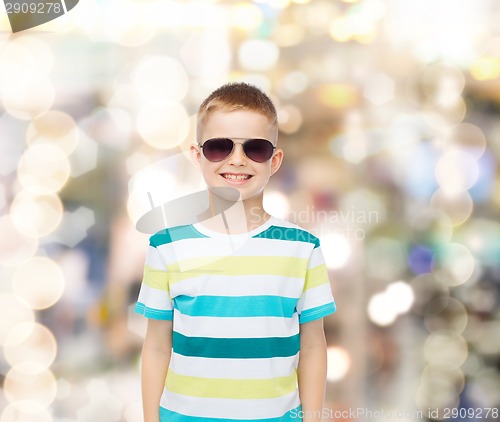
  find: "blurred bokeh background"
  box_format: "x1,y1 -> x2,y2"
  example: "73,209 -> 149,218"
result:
1,0 -> 500,421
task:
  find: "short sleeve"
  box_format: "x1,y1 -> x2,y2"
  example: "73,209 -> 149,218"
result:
296,244 -> 336,324
134,238 -> 173,320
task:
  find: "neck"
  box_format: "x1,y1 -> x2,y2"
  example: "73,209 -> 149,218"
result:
198,190 -> 270,234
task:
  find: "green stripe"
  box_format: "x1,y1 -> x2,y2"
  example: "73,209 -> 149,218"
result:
253,226 -> 320,248
135,303 -> 173,320
172,332 -> 300,358
159,405 -> 302,422
174,295 -> 298,318
299,302 -> 336,324
150,225 -> 208,247
165,369 -> 297,399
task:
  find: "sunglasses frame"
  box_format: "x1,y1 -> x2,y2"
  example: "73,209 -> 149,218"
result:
198,137 -> 276,163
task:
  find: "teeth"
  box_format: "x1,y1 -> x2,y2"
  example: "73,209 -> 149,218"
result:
223,174 -> 250,180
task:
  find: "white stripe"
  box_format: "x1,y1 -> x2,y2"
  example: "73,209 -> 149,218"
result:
61,0 -> 68,13
138,284 -> 172,310
192,211 -> 264,239
234,238 -> 313,258
144,245 -> 166,270
296,283 -> 334,314
173,311 -> 299,338
156,238 -> 235,265
308,246 -> 326,268
156,236 -> 314,264
169,274 -> 305,298
168,352 -> 299,379
161,389 -> 300,419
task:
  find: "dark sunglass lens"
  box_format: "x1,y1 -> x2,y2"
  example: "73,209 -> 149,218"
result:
203,138 -> 233,161
244,139 -> 274,163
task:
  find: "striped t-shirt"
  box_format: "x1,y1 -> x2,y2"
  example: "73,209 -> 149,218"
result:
135,216 -> 336,422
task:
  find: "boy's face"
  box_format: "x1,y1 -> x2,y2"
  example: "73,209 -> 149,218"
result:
191,110 -> 283,205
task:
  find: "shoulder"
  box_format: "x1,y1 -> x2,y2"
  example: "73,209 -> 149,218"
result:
149,224 -> 208,248
255,216 -> 321,249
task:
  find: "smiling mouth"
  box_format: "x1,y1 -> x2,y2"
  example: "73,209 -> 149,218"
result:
221,173 -> 252,180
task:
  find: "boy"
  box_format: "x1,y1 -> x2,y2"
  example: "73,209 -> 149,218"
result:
135,83 -> 336,422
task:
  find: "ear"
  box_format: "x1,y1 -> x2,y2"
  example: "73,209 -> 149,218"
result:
270,148 -> 284,176
190,143 -> 202,170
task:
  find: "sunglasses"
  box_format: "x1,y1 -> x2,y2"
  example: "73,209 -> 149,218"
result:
199,137 -> 276,163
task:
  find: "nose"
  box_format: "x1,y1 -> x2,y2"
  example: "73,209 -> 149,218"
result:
228,143 -> 247,165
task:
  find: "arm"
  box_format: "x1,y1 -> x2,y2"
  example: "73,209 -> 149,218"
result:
141,318 -> 173,422
297,318 -> 327,422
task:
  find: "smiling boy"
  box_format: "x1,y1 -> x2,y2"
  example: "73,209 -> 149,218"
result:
136,83 -> 336,422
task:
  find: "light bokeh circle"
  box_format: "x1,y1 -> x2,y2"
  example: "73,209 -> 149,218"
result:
0,216 -> 38,267
26,110 -> 80,155
0,293 -> 35,345
424,330 -> 468,367
4,322 -> 57,369
10,191 -> 63,238
326,346 -> 351,382
3,363 -> 57,411
12,256 -> 65,310
424,297 -> 469,334
0,404 -> 52,422
435,149 -> 478,194
136,101 -> 190,149
17,144 -> 71,195
433,243 -> 475,287
132,56 -> 189,102
3,79 -> 55,121
430,189 -> 473,227
0,294 -> 35,345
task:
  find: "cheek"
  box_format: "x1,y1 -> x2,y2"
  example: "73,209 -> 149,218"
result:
262,164 -> 273,177
201,162 -> 220,177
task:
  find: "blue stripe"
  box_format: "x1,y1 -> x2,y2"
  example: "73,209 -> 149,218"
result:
160,405 -> 302,422
172,332 -> 300,359
151,225 -> 208,247
299,302 -> 336,324
173,295 -> 298,318
253,226 -> 320,248
135,302 -> 173,320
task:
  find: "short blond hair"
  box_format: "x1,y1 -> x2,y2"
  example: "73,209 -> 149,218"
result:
197,83 -> 277,141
